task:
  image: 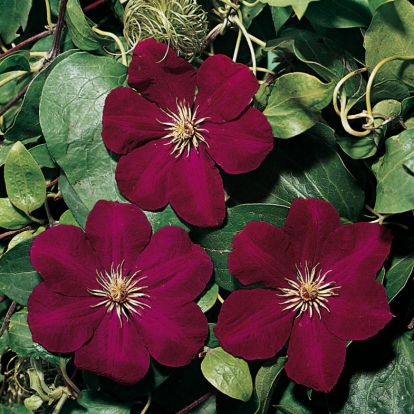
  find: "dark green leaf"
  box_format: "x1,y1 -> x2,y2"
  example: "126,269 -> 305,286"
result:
337,330 -> 414,414
271,6 -> 292,34
39,52 -> 127,213
145,205 -> 189,232
0,404 -> 31,414
6,50 -> 78,142
65,0 -> 113,53
0,238 -> 41,305
224,123 -> 365,223
372,129 -> 414,213
260,0 -> 319,19
4,141 -> 46,216
201,347 -> 253,402
0,0 -> 32,44
0,51 -> 30,74
59,209 -> 80,226
365,0 -> 414,101
28,144 -> 56,168
263,72 -> 333,138
255,357 -> 287,414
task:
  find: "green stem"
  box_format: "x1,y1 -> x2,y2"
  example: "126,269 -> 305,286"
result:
59,359 -> 82,399
140,393 -> 152,414
51,393 -> 69,414
91,26 -> 127,66
45,0 -> 53,29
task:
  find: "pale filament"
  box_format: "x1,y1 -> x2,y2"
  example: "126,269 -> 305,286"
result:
88,262 -> 151,327
158,100 -> 209,157
278,262 -> 340,319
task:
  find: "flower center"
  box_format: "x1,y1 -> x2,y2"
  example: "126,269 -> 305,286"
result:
158,100 -> 209,157
278,262 -> 340,318
87,262 -> 151,327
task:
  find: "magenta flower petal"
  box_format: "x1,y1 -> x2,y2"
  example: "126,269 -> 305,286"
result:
128,39 -> 196,111
204,107 -> 273,174
30,225 -> 101,296
215,289 -> 294,360
323,278 -> 393,340
139,300 -> 208,367
216,198 -> 393,392
28,200 -> 210,384
285,315 -> 346,393
228,222 -> 295,289
27,283 -> 105,353
85,201 -> 151,272
116,142 -> 171,211
135,226 -> 212,302
282,198 -> 342,266
195,55 -> 259,123
102,88 -> 168,154
74,312 -> 150,385
321,222 -> 393,284
168,150 -> 225,227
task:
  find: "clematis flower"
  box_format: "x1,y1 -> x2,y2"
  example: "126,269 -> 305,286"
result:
27,200 -> 212,385
102,38 -> 274,228
214,198 -> 393,393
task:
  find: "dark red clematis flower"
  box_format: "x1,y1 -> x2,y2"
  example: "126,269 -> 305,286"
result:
27,200 -> 212,385
102,38 -> 274,228
214,198 -> 393,393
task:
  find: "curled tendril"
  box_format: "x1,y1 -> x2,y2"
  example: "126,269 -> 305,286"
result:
334,55 -> 414,137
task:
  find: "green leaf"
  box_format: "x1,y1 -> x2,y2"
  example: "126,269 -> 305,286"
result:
260,0 -> 319,19
192,204 -> 289,291
254,357 -> 287,414
59,209 -> 81,226
372,129 -> 414,213
0,404 -> 31,414
65,0 -> 113,53
0,198 -> 32,229
64,390 -> 135,413
0,0 -> 32,44
384,237 -> 414,302
0,238 -> 41,305
263,73 -> 333,138
305,0 -> 371,28
4,141 -> 46,216
242,2 -> 265,28
39,52 -> 127,213
365,0 -> 414,101
0,51 -> 30,74
201,347 -> 253,402
29,144 -> 56,168
6,50 -> 78,142
145,204 -> 189,232
197,282 -> 219,313
270,6 -> 292,34
224,123 -> 365,223
337,330 -> 414,413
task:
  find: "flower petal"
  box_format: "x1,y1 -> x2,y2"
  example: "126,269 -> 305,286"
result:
85,200 -> 152,273
116,142 -> 171,211
102,87 -> 168,154
168,149 -> 225,227
139,300 -> 207,367
321,222 -> 393,284
135,226 -> 211,302
228,221 -> 295,289
74,312 -> 150,385
204,107 -> 274,174
195,55 -> 259,123
215,289 -> 294,360
128,39 -> 196,111
27,283 -> 105,353
323,278 -> 392,340
285,314 -> 345,392
282,198 -> 342,267
30,225 -> 101,296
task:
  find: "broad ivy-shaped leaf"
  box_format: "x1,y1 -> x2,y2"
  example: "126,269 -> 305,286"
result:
263,72 -> 333,138
39,52 -> 127,213
4,141 -> 46,216
259,0 -> 320,18
0,238 -> 41,305
305,0 -> 372,28
365,0 -> 414,101
201,347 -> 253,402
0,51 -> 30,74
372,129 -> 414,213
0,0 -> 32,44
